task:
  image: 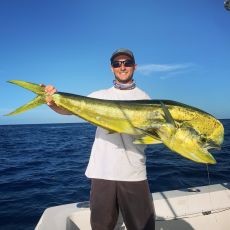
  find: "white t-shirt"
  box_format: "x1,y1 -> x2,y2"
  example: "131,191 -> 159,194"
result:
85,86 -> 151,181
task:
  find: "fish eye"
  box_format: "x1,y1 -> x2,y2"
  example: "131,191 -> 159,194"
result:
200,135 -> 207,143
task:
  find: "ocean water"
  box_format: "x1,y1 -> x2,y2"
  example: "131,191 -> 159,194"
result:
0,120 -> 229,230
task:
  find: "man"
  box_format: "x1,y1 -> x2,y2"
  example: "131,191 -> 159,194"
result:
44,48 -> 155,230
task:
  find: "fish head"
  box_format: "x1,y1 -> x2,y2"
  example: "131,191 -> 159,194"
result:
156,124 -> 217,164
207,121 -> 224,147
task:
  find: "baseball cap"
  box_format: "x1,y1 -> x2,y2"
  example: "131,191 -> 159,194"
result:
110,48 -> 135,63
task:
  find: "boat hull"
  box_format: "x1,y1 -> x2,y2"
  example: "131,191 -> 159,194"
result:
35,182 -> 230,230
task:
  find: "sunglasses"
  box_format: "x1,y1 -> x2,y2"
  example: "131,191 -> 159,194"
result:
111,60 -> 135,68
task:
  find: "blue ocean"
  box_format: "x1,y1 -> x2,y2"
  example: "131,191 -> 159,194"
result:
1,120 -> 230,230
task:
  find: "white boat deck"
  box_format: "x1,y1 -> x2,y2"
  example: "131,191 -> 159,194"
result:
35,182 -> 230,230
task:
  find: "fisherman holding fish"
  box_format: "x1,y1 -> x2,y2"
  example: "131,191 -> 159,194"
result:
43,48 -> 155,229
8,45 -> 224,228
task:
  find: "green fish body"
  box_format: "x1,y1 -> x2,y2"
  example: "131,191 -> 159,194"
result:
6,80 -> 224,164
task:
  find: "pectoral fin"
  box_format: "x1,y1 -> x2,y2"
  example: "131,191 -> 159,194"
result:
133,126 -> 162,144
160,101 -> 176,127
134,135 -> 162,144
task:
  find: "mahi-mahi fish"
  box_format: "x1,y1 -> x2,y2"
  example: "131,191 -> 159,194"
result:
6,80 -> 224,164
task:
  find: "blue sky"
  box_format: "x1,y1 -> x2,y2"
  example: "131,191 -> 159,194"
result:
1,0 -> 230,125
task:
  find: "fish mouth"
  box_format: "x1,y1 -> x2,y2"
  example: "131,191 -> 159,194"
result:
204,140 -> 222,150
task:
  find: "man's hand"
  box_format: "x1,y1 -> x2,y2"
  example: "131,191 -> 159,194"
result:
40,84 -> 72,115
40,84 -> 57,106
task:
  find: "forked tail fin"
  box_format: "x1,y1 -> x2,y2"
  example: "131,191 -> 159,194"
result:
5,80 -> 46,116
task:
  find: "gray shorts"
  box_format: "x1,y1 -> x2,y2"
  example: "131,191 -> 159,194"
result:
90,179 -> 155,230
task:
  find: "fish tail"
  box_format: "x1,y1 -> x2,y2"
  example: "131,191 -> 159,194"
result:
8,80 -> 45,94
5,80 -> 46,116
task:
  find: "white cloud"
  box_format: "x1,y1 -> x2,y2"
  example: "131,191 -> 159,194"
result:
136,63 -> 193,78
